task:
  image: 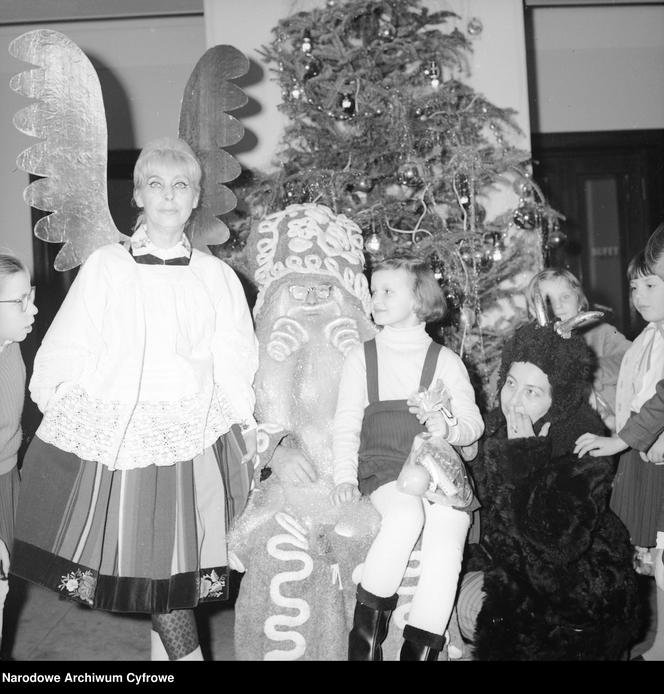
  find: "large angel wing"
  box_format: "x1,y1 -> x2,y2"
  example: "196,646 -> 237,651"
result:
178,45 -> 249,251
9,29 -> 127,271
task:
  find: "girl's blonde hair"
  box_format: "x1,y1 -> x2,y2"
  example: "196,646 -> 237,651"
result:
372,254 -> 446,323
132,137 -> 202,231
526,268 -> 589,316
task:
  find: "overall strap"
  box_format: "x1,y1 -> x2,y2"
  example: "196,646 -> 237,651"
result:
419,341 -> 442,391
363,339 -> 380,403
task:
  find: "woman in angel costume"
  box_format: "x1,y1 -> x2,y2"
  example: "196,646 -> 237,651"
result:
7,31 -> 257,661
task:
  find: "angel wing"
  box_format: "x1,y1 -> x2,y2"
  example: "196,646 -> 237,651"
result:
178,45 -> 249,251
9,29 -> 128,271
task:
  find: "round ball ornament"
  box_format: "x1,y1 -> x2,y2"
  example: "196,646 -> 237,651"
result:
355,176 -> 374,192
467,17 -> 484,36
397,161 -> 423,187
378,23 -> 396,41
302,56 -> 322,79
513,203 -> 539,231
547,227 -> 568,248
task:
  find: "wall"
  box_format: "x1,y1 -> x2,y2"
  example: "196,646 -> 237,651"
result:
0,16 -> 205,272
527,4 -> 664,133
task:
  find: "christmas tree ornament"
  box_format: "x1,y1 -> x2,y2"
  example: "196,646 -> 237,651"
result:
397,160 -> 423,187
290,84 -> 303,100
300,31 -> 313,54
365,232 -> 382,253
467,17 -> 484,36
422,60 -> 441,88
338,92 -> 356,118
326,0 -> 336,6
302,56 -> 322,80
355,176 -> 374,192
377,22 -> 396,42
513,202 -> 540,230
443,284 -> 463,310
454,172 -> 471,210
460,306 -> 476,327
546,227 -> 567,248
512,176 -> 533,197
457,241 -> 473,264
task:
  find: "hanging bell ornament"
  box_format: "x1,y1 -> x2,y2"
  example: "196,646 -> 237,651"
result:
290,84 -> 304,100
513,202 -> 540,230
422,60 -> 441,88
301,31 -> 313,54
377,22 -> 396,41
365,232 -> 382,253
547,227 -> 568,248
302,55 -> 322,80
397,161 -> 423,187
467,18 -> 484,37
338,92 -> 356,118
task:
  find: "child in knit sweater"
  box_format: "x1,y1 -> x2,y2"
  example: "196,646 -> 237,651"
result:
332,254 -> 483,660
0,251 -> 38,655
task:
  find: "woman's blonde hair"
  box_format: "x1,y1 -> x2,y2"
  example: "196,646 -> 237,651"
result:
372,254 -> 446,323
526,268 -> 589,316
132,137 -> 202,231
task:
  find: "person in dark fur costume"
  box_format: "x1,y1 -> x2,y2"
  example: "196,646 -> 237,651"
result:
455,321 -> 641,660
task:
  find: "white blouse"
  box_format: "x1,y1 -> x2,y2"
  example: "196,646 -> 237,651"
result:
332,323 -> 484,487
31,242 -> 258,470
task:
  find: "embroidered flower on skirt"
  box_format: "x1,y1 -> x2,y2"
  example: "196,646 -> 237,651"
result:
58,569 -> 97,605
200,569 -> 226,600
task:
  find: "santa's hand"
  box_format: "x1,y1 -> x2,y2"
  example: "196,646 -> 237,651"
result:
271,445 -> 317,485
325,317 -> 360,356
646,431 -> 664,464
573,433 -> 628,458
331,483 -> 360,506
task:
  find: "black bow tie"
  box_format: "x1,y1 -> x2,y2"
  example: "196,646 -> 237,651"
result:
131,252 -> 190,266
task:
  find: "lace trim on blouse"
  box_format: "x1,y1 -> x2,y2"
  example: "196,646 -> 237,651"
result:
36,384 -> 236,470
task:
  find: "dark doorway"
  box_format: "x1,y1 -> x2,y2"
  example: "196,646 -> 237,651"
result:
531,130 -> 664,338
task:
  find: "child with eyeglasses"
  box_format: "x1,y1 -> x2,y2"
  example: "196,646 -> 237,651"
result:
0,250 -> 37,656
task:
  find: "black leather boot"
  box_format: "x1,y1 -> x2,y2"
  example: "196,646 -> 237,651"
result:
399,624 -> 445,661
348,584 -> 399,661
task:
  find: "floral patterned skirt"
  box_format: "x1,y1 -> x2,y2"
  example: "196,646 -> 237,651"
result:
10,435 -> 242,614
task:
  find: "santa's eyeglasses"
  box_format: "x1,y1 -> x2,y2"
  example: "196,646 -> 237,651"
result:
288,284 -> 332,301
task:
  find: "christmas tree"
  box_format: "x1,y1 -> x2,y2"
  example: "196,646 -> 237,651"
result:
222,0 -> 563,408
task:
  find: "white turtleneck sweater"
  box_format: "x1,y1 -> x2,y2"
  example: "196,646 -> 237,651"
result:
332,323 -> 484,487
